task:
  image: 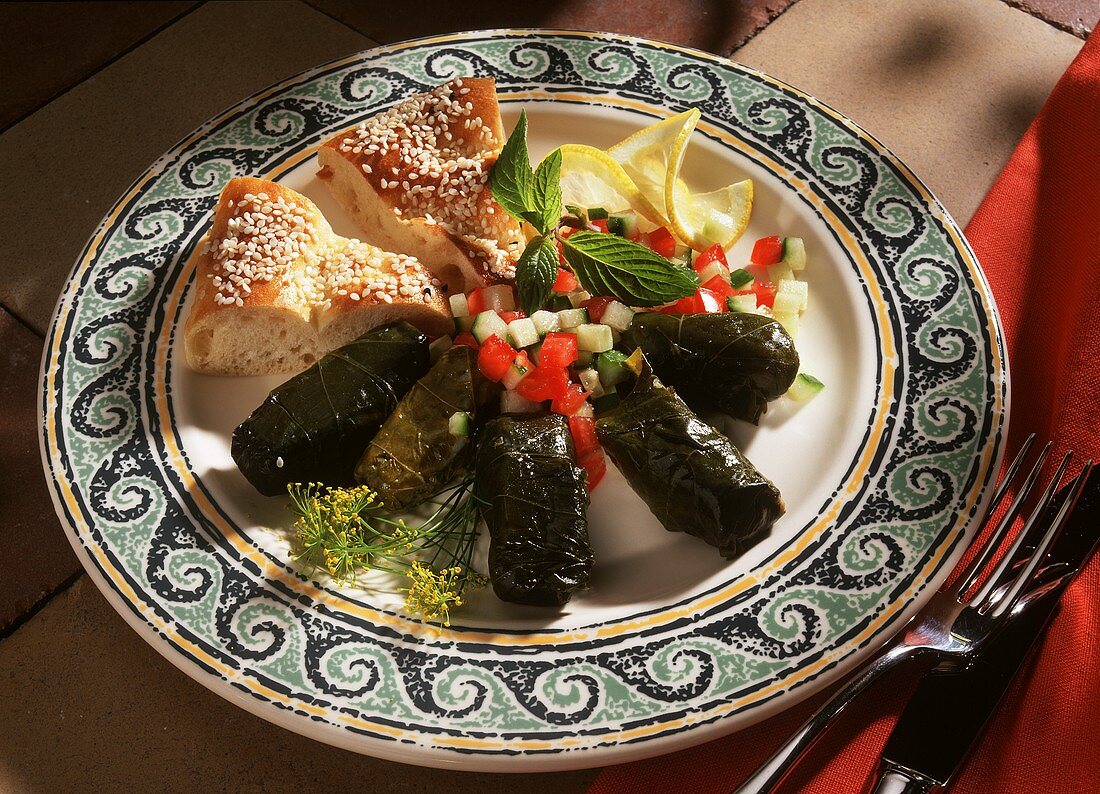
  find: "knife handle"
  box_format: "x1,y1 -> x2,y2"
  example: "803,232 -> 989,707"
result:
865,762 -> 941,794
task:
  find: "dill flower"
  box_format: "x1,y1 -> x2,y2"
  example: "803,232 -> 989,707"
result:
403,563 -> 482,626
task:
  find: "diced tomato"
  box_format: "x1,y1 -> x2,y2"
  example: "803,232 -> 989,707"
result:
701,274 -> 735,302
693,243 -> 728,273
750,235 -> 784,266
644,226 -> 677,258
515,364 -> 570,402
453,332 -> 479,349
551,383 -> 590,416
745,263 -> 770,282
560,225 -> 580,239
466,289 -> 485,316
660,287 -> 725,315
477,335 -> 517,382
498,310 -> 526,324
753,280 -> 778,309
568,416 -> 601,457
553,267 -> 579,293
580,296 -> 616,323
579,448 -> 607,490
590,218 -> 609,233
539,332 -> 579,368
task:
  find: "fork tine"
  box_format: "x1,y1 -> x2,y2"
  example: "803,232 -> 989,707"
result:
954,439 -> 1050,596
969,450 -> 1071,606
986,461 -> 1092,619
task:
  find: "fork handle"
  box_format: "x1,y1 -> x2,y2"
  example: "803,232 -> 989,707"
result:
733,644 -> 922,794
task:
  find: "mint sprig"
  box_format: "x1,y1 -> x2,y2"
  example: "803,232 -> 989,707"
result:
515,236 -> 559,316
561,232 -> 698,307
490,114 -> 697,313
489,111 -> 561,235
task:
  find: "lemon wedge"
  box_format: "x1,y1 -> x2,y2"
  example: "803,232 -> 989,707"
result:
606,109 -> 699,225
669,178 -> 754,250
555,144 -> 662,223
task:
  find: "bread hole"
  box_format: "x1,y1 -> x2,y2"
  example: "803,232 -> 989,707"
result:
301,353 -> 316,365
191,329 -> 213,359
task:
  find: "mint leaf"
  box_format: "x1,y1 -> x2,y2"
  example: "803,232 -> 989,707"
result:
489,111 -> 536,224
531,149 -> 562,235
515,235 -> 558,315
561,231 -> 698,307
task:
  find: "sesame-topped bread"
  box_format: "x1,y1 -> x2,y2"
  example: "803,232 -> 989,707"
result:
316,78 -> 524,294
185,177 -> 450,376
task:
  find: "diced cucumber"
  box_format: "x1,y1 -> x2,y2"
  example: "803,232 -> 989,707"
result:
775,310 -> 800,338
569,290 -> 593,308
587,207 -> 609,221
596,350 -> 631,388
781,237 -> 807,271
702,208 -> 734,246
607,210 -> 639,238
429,335 -> 453,363
502,354 -> 532,390
480,284 -> 515,312
570,402 -> 595,419
729,268 -> 754,290
448,411 -> 471,437
697,261 -> 730,285
501,390 -> 541,413
448,292 -> 470,317
774,280 -> 808,315
527,340 -> 543,365
576,350 -> 594,368
727,293 -> 758,313
547,295 -> 573,311
557,308 -> 589,329
530,310 -> 561,336
577,368 -> 604,398
576,323 -> 614,353
471,310 -> 508,343
506,317 -> 539,348
768,262 -> 795,284
591,391 -> 621,414
787,372 -> 825,403
756,304 -> 774,318
601,301 -> 636,332
453,315 -> 475,334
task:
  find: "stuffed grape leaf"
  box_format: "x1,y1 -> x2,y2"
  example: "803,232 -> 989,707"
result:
231,323 -> 429,496
620,312 -> 799,424
474,413 -> 593,606
355,346 -> 500,511
595,356 -> 784,559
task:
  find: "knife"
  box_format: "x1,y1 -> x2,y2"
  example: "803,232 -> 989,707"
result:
866,467 -> 1100,794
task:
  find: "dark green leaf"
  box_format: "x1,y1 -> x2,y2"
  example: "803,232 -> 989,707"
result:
560,231 -> 699,307
515,235 -> 559,315
489,110 -> 536,223
531,148 -> 563,235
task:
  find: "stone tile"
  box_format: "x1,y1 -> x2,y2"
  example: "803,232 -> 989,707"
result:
1004,0 -> 1096,37
0,578 -> 599,793
0,307 -> 81,634
306,0 -> 797,54
0,1 -> 198,130
735,0 -> 1083,224
0,0 -> 373,335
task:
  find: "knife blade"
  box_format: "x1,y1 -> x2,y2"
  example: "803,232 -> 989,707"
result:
867,467 -> 1100,793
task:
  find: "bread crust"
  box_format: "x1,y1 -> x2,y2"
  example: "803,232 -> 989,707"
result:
184,177 -> 451,376
317,78 -> 523,293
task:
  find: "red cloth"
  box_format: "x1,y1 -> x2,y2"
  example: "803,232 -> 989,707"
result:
589,28 -> 1100,794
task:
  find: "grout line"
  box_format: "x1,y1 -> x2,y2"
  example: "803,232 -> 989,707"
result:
996,0 -> 1092,38
0,571 -> 85,642
300,0 -> 382,41
728,0 -> 802,55
0,1 -> 208,138
0,302 -> 46,341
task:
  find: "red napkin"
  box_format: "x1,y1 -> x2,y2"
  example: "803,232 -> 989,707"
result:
589,27 -> 1100,794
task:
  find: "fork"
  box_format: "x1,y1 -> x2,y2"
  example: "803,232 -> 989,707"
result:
734,436 -> 1093,794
